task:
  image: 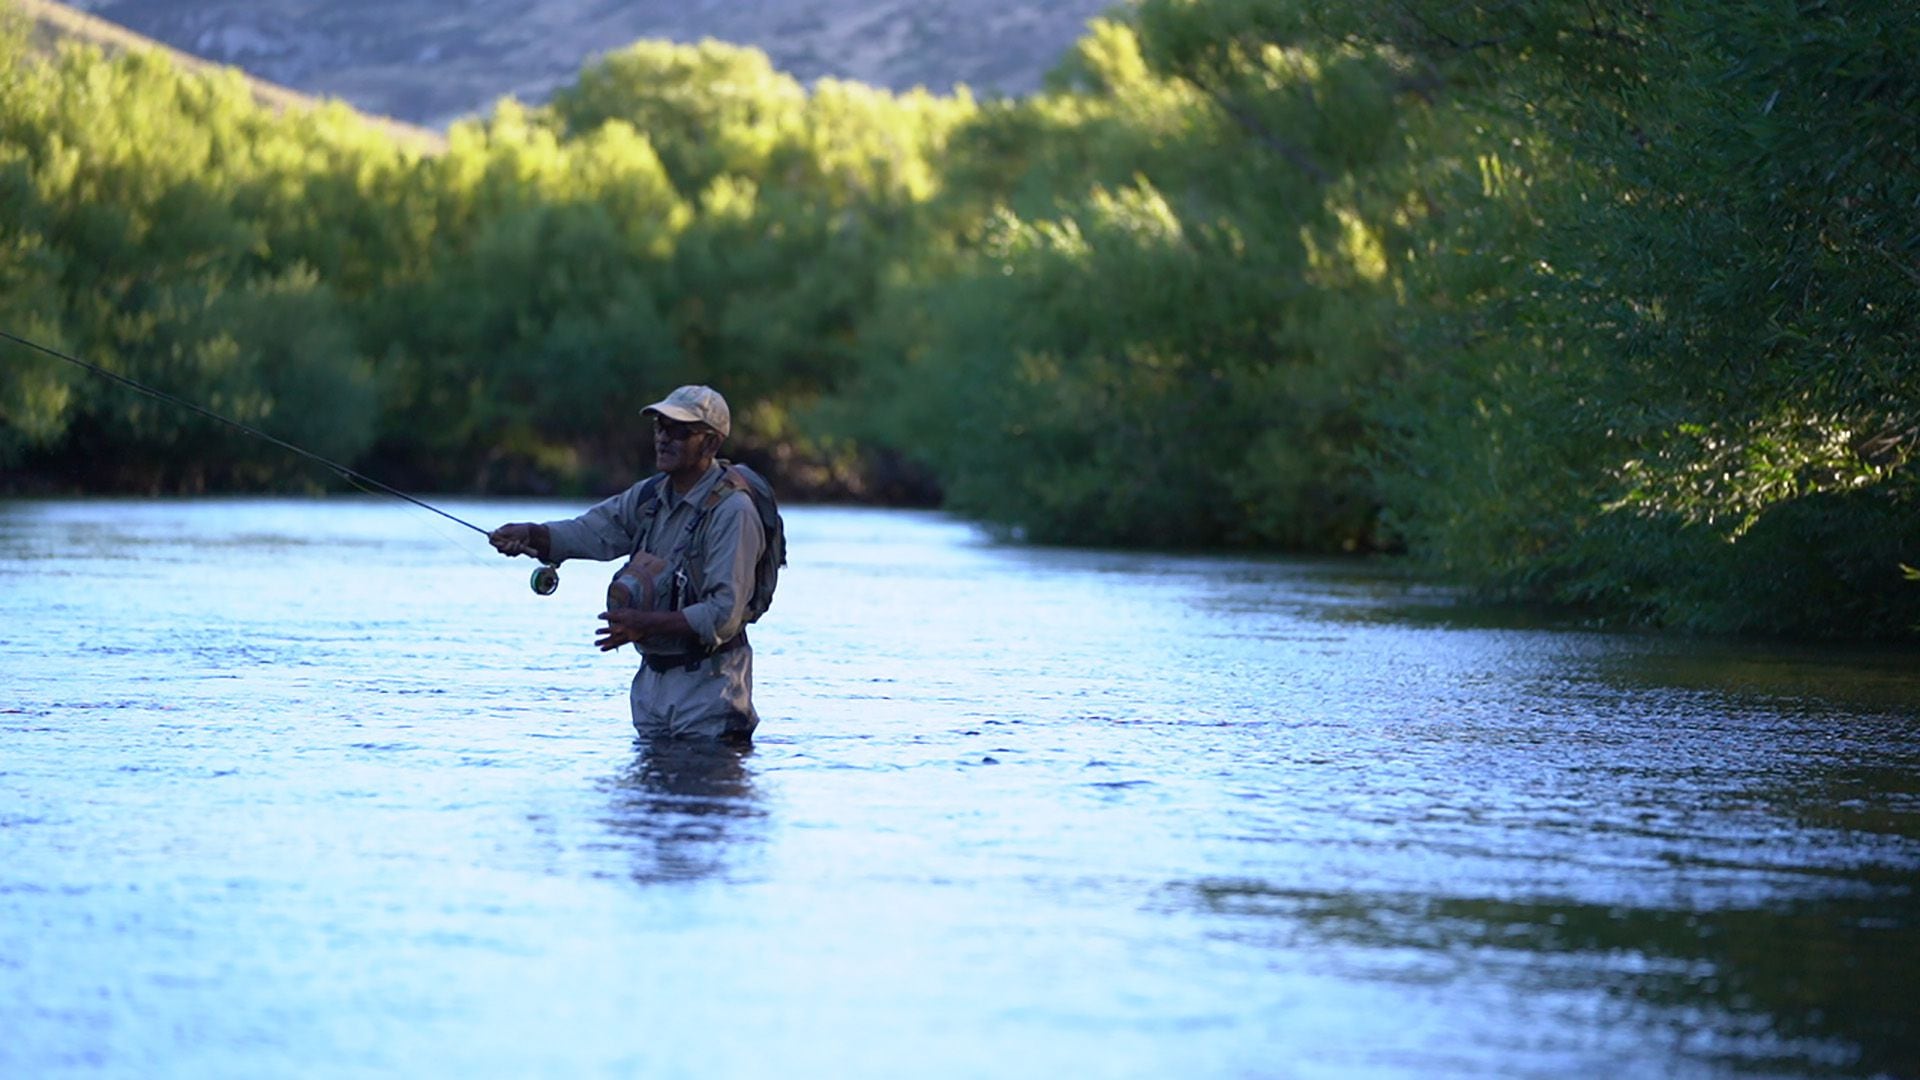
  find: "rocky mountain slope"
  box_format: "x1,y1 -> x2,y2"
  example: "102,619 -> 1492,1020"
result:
49,0 -> 1118,127
15,0 -> 447,148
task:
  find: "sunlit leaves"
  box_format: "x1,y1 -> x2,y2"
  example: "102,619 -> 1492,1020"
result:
3,0 -> 1912,633
1366,0 -> 1920,635
547,39 -> 807,196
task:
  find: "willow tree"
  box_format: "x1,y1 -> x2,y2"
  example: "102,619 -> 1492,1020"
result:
844,13 -> 1420,549
352,102 -> 693,490
545,39 -> 808,198
545,39 -> 975,485
0,22 -> 392,489
1306,0 -> 1920,635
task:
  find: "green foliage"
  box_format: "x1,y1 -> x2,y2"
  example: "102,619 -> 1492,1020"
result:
837,12 -> 1416,551
546,39 -> 806,196
0,23 -> 401,488
2,0 -> 1912,636
180,267 -> 377,486
0,146 -> 74,463
422,199 -> 680,442
1361,0 -> 1920,636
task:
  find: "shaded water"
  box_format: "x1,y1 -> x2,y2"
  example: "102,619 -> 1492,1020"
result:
2,498 -> 1917,1077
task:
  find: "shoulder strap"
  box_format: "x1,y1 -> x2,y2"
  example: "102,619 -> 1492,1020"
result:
629,472 -> 669,557
702,463 -> 752,511
665,466 -> 743,566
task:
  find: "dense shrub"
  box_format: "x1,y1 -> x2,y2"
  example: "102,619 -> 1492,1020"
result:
1,0 -> 1912,636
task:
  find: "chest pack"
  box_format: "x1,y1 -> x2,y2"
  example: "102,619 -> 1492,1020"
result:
629,461 -> 786,623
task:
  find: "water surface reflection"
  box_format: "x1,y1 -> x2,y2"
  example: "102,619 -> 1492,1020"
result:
600,737 -> 763,886
1175,880 -> 1919,1076
1,500 -> 1916,1078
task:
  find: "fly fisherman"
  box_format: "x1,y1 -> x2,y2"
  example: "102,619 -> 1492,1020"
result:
489,386 -> 766,744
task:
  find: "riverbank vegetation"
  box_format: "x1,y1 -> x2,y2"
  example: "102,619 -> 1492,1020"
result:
1,1 -> 1914,637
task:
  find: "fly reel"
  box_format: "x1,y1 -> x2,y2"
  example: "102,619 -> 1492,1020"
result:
530,562 -> 560,596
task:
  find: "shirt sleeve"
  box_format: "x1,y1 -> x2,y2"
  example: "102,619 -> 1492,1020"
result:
542,481 -> 649,563
680,490 -> 766,648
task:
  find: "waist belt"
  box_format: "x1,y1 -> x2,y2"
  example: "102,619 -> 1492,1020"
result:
641,629 -> 748,673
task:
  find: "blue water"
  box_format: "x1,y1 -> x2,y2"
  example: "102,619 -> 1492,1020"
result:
2,498 -> 1917,1077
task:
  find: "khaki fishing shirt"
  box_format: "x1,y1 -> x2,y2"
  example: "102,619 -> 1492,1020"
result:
543,463 -> 766,739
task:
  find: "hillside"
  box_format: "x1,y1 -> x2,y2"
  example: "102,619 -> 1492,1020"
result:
50,0 -> 1117,128
14,0 -> 447,149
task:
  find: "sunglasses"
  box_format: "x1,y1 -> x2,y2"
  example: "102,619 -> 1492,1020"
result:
653,418 -> 707,442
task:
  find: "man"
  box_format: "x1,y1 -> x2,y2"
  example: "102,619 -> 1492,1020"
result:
490,385 -> 765,744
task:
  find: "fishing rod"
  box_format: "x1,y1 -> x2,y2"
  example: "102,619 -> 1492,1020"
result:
0,327 -> 562,595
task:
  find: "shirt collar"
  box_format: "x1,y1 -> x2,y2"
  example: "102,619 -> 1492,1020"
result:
658,462 -> 725,511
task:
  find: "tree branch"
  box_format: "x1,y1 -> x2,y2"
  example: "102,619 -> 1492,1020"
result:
1185,73 -> 1332,184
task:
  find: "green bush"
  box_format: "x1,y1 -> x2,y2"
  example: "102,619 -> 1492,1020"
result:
2,0 -> 1911,636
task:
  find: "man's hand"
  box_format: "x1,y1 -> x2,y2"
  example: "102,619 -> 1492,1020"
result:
595,608 -> 695,652
596,609 -> 651,652
490,523 -> 547,558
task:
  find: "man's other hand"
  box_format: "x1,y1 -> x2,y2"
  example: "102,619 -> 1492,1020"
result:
596,609 -> 647,652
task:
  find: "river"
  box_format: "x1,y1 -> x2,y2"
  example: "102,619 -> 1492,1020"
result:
2,497 -> 1916,1077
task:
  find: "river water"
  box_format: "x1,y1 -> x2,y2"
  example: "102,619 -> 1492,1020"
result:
2,497 -> 1917,1078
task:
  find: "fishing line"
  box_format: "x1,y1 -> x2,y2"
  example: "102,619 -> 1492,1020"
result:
1,327 -> 562,592
1,327 -> 491,535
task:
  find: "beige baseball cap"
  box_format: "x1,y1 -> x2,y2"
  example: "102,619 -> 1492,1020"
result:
641,384 -> 730,439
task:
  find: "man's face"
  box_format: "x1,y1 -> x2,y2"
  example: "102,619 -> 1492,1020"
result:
653,416 -> 708,472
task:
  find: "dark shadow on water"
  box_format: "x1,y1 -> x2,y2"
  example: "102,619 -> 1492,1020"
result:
1168,881 -> 1920,1077
599,736 -> 764,885
1583,642 -> 1920,716
1788,763 -> 1920,840
1143,547 -> 1920,715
